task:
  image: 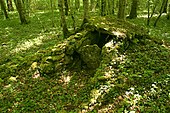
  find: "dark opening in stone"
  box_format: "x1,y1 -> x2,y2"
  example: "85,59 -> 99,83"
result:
70,30 -> 114,71
86,30 -> 113,48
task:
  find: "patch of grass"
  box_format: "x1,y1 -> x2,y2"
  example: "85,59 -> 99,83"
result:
0,11 -> 62,78
95,23 -> 170,112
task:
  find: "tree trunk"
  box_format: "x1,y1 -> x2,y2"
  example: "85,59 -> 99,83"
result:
75,0 -> 80,11
117,0 -> 126,20
64,0 -> 69,15
6,0 -> 14,11
101,0 -> 106,16
147,0 -> 150,26
128,0 -> 138,19
154,0 -> 168,27
50,0 -> 55,27
82,0 -> 89,24
0,0 -> 9,19
67,0 -> 70,9
147,0 -> 159,26
150,0 -> 159,18
167,4 -> 170,19
163,0 -> 168,13
14,0 -> 28,24
108,0 -> 114,15
69,0 -> 75,30
58,0 -> 70,38
96,0 -> 100,8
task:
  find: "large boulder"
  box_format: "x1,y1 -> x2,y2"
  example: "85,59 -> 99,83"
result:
78,44 -> 101,69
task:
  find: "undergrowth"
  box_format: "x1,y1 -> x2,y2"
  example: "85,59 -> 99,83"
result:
0,11 -> 170,112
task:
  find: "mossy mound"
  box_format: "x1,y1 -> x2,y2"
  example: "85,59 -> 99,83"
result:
31,17 -> 149,77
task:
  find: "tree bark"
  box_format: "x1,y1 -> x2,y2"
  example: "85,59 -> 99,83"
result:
128,0 -> 138,19
6,0 -> 14,11
101,0 -> 106,16
147,0 -> 150,26
75,0 -> 80,11
96,0 -> 100,8
82,0 -> 89,24
0,0 -> 9,19
117,0 -> 126,20
50,0 -> 55,27
108,0 -> 114,15
167,4 -> 170,19
58,0 -> 70,38
14,0 -> 28,24
69,0 -> 75,30
163,0 -> 168,13
64,0 -> 69,15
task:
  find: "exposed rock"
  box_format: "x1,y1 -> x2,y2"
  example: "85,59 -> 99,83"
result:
78,44 -> 101,69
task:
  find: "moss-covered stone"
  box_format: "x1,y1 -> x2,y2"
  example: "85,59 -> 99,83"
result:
52,53 -> 65,61
78,44 -> 101,69
65,44 -> 75,55
64,55 -> 73,65
40,62 -> 55,74
35,16 -> 149,77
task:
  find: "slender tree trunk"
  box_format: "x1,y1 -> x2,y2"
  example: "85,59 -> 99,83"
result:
75,0 -> 80,11
67,0 -> 70,9
147,0 -> 150,26
64,0 -> 69,15
58,0 -> 70,38
147,0 -> 159,26
154,0 -> 168,27
128,0 -> 138,19
163,0 -> 168,13
117,0 -> 126,20
150,0 -> 159,19
14,0 -> 28,24
108,0 -> 114,15
96,0 -> 100,8
50,0 -> 55,27
0,0 -> 9,19
82,0 -> 89,24
6,0 -> 14,11
69,0 -> 75,30
101,0 -> 106,16
167,4 -> 170,19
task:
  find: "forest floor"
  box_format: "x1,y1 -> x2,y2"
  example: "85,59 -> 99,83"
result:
0,11 -> 170,112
